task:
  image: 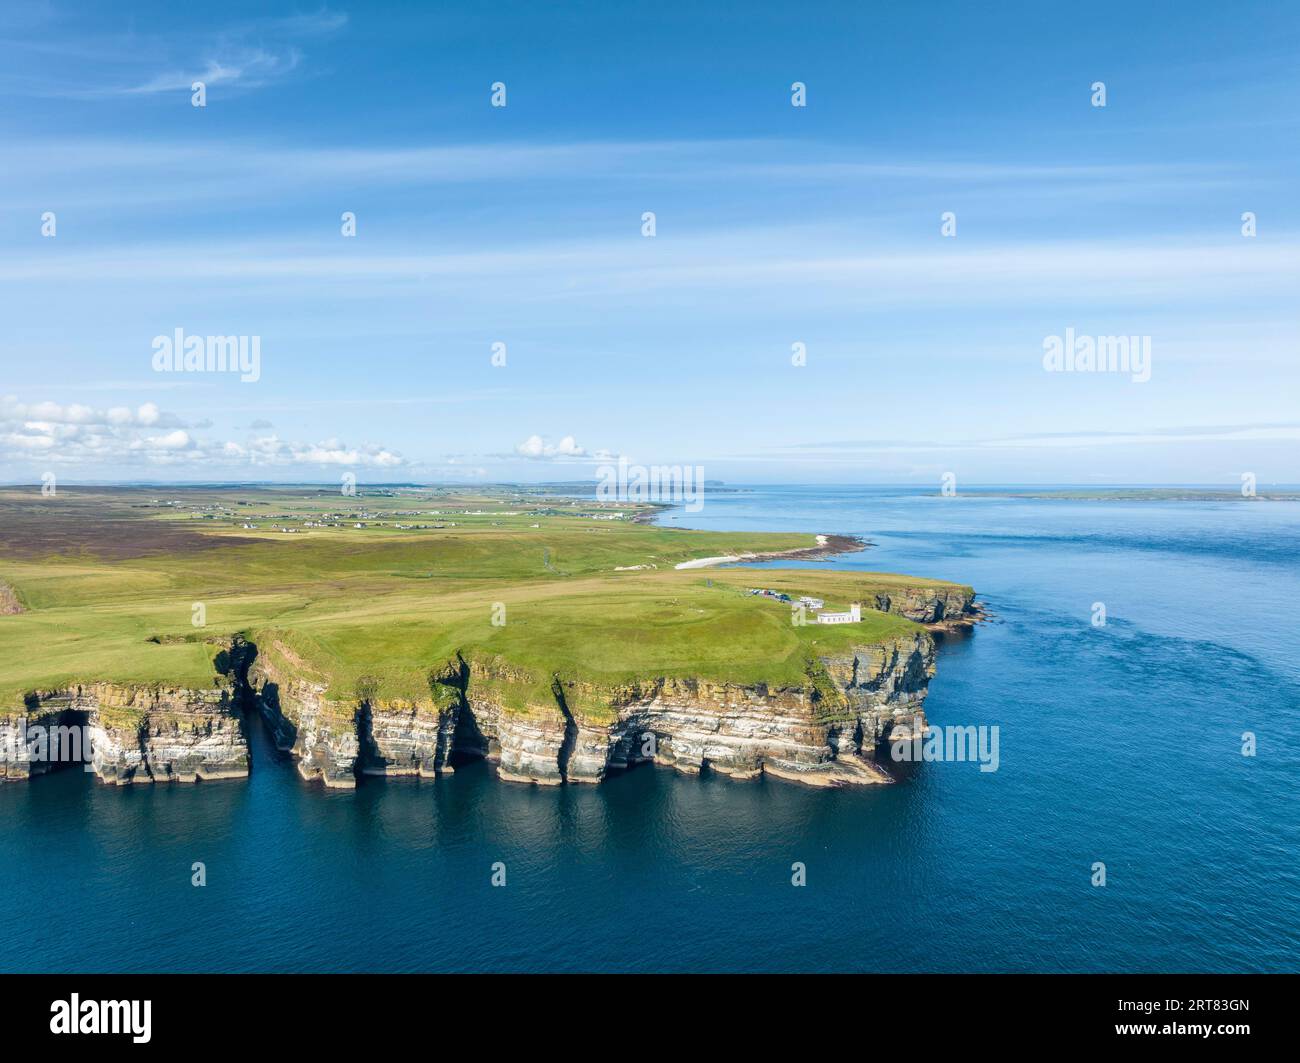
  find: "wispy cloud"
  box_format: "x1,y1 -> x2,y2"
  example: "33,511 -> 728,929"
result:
4,231 -> 1295,312
3,137 -> 1237,208
0,9 -> 346,100
118,48 -> 303,96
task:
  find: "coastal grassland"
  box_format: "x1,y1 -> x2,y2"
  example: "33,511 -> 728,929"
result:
255,572 -> 921,714
0,486 -> 949,709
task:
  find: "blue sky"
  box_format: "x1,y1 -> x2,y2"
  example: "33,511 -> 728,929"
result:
1,0 -> 1297,485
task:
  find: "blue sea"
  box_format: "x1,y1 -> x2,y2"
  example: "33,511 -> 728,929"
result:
2,486 -> 1297,972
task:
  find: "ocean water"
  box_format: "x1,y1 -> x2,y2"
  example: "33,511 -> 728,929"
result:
2,486 -> 1297,972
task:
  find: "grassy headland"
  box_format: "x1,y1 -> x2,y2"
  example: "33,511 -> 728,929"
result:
0,486 -> 970,710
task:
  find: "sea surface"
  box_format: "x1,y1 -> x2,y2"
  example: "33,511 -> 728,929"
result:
2,486 -> 1298,972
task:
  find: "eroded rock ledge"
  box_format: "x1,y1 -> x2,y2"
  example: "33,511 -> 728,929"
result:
0,682 -> 248,784
245,583 -> 978,790
869,585 -> 981,627
2,590 -> 978,791
245,635 -> 935,790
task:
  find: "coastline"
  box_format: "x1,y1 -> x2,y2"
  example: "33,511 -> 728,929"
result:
2,487 -> 970,795
671,532 -> 867,569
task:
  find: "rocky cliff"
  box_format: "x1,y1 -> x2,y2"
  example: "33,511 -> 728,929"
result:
3,583 -> 975,792
554,629 -> 935,787
245,641 -> 360,788
242,640 -> 459,788
244,629 -> 939,790
0,682 -> 248,784
871,585 -> 980,626
361,689 -> 460,780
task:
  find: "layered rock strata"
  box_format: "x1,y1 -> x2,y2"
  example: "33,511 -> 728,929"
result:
871,586 -> 980,626
245,645 -> 361,789
556,629 -> 935,787
246,629 -> 940,790
0,682 -> 248,784
5,588 -> 977,792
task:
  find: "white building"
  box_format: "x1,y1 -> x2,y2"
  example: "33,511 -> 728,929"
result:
816,602 -> 861,624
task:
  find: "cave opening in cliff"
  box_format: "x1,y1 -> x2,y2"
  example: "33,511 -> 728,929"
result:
20,706 -> 94,779
354,702 -> 385,778
449,701 -> 495,767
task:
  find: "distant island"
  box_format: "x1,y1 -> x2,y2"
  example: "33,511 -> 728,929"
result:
0,486 -> 975,789
967,487 -> 1300,502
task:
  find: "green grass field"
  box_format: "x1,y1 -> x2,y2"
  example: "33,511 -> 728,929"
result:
0,485 -> 967,709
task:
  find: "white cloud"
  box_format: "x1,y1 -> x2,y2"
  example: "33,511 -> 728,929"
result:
0,396 -> 405,471
144,429 -> 193,451
218,434 -> 405,469
1,396 -> 180,429
515,434 -> 587,460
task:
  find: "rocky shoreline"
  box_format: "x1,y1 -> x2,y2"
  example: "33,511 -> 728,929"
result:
247,629 -> 940,790
0,682 -> 249,784
0,583 -> 979,791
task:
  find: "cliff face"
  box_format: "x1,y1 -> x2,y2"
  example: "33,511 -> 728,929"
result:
245,649 -> 359,789
3,586 -> 967,792
0,682 -> 248,784
361,691 -> 459,780
558,629 -> 936,787
244,631 -> 938,790
872,586 -> 978,626
456,658 -> 571,785
245,645 -> 461,788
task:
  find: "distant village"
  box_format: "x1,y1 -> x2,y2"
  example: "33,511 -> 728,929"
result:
145,497 -> 629,534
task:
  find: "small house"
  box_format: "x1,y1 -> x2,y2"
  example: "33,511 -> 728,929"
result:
816,603 -> 862,625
